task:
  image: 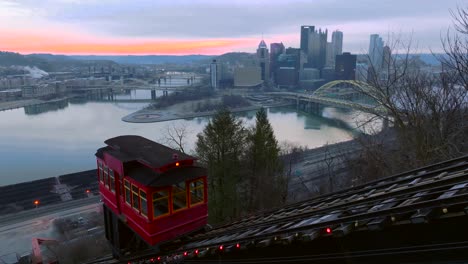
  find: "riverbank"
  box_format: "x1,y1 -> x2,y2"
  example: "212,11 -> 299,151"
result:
0,96 -> 74,111
122,101 -> 293,123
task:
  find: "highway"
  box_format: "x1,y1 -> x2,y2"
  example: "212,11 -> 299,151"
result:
0,196 -> 100,226
0,196 -> 102,260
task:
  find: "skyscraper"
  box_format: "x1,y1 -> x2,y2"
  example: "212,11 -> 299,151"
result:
326,42 -> 333,67
380,45 -> 392,81
270,42 -> 285,82
300,26 -> 314,54
331,30 -> 343,66
307,28 -> 328,70
332,31 -> 343,57
382,45 -> 392,69
369,34 -> 384,69
256,39 -> 270,81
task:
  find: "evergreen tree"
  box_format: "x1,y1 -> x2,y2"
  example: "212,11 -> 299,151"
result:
195,109 -> 247,223
245,107 -> 284,211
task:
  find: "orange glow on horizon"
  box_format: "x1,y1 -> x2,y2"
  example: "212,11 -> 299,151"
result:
0,30 -> 257,55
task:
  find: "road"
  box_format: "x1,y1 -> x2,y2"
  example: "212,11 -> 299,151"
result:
0,197 -> 102,262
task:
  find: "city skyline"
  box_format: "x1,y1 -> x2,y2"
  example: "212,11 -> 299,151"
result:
0,0 -> 462,55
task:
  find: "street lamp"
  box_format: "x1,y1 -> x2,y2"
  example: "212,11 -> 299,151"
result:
34,200 -> 39,208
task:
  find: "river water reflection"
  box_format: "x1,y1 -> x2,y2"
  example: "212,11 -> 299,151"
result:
0,95 -> 365,185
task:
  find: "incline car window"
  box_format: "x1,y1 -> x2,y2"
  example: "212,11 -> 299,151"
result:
153,190 -> 169,218
140,190 -> 147,217
98,162 -> 103,182
124,180 -> 131,205
109,169 -> 115,193
103,165 -> 109,188
190,179 -> 204,206
172,182 -> 187,211
132,184 -> 139,211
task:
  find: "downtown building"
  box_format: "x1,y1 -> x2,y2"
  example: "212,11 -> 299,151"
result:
270,42 -> 285,83
368,34 -> 384,81
256,40 -> 270,82
331,30 -> 343,66
335,52 -> 357,80
300,25 -> 329,76
275,48 -> 302,88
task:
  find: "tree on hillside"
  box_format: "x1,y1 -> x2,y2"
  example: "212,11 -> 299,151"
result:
195,109 -> 247,223
278,141 -> 308,202
245,108 -> 285,211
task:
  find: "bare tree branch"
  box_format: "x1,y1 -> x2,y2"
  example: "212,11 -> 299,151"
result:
160,123 -> 191,153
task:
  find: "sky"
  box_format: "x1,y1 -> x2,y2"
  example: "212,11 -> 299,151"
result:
0,0 -> 464,55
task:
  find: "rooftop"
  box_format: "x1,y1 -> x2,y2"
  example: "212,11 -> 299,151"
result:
103,135 -> 195,168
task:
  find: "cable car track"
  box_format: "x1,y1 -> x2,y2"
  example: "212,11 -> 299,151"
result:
110,155 -> 468,263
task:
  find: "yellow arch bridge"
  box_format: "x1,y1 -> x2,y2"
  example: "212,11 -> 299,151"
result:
268,80 -> 385,114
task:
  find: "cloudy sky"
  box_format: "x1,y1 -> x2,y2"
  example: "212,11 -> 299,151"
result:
0,0 -> 463,55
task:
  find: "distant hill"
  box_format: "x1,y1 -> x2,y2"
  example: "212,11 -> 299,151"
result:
28,53 -> 76,62
68,55 -> 213,65
0,51 -> 53,70
356,53 -> 444,66
0,52 -> 122,72
414,54 -> 446,66
207,52 -> 256,66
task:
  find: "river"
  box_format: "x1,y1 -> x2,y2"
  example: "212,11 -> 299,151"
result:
0,90 -> 367,186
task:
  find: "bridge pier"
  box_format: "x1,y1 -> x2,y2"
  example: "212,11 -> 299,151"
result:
107,88 -> 114,101
310,101 -> 322,115
297,98 -> 322,115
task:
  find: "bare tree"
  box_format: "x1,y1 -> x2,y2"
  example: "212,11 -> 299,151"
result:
279,141 -> 312,202
160,123 -> 190,153
350,18 -> 468,179
439,6 -> 468,90
321,144 -> 335,193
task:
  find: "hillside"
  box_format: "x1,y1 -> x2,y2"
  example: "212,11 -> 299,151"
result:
0,52 -> 121,72
205,52 -> 256,66
69,55 -> 213,65
0,51 -> 53,71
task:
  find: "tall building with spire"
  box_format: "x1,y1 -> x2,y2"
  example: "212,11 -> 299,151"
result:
257,39 -> 270,81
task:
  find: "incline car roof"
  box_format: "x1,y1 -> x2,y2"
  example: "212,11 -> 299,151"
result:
103,135 -> 195,168
126,166 -> 207,187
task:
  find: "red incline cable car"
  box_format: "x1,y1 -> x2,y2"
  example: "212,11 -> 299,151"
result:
95,135 -> 208,257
